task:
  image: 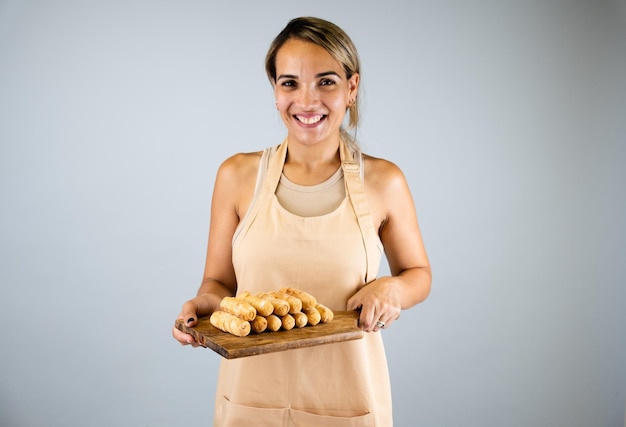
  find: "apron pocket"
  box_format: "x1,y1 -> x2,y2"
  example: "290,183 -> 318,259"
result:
216,396 -> 289,427
216,396 -> 375,427
290,408 -> 375,427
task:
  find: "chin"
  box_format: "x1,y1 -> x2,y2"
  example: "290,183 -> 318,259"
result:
291,135 -> 328,147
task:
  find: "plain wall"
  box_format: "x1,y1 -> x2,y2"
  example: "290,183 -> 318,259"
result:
1,1 -> 625,426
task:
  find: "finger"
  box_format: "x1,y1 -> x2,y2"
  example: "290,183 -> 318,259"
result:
174,303 -> 201,345
172,325 -> 198,346
376,308 -> 401,331
358,304 -> 377,332
180,302 -> 199,327
371,310 -> 391,332
346,295 -> 361,312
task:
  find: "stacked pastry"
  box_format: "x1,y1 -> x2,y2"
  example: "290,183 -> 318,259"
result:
210,287 -> 334,337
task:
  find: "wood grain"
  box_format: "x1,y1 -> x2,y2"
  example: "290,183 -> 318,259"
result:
175,310 -> 363,359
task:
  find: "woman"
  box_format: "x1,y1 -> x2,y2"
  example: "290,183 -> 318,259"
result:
172,16 -> 431,426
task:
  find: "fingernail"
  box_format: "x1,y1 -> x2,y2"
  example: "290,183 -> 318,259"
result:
187,318 -> 194,324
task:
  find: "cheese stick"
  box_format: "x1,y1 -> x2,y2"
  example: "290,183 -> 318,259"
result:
220,296 -> 257,321
270,291 -> 303,314
210,311 -> 251,337
257,293 -> 289,316
315,303 -> 334,323
293,311 -> 308,328
303,308 -> 321,326
281,314 -> 295,331
265,314 -> 282,332
238,292 -> 274,317
280,287 -> 317,310
250,315 -> 268,333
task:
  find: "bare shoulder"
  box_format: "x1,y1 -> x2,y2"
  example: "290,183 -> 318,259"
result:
362,153 -> 409,194
218,150 -> 264,181
362,153 -> 415,231
214,150 -> 264,219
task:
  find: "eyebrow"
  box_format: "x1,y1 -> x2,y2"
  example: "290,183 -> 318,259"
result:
276,71 -> 342,80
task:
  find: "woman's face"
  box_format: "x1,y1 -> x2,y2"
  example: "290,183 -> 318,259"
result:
273,38 -> 359,148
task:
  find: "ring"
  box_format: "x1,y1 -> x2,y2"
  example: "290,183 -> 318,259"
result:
375,320 -> 386,329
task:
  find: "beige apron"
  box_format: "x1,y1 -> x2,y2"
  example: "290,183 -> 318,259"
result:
214,139 -> 392,427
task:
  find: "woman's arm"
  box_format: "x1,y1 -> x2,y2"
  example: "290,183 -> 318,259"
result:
172,152 -> 261,346
347,157 -> 431,332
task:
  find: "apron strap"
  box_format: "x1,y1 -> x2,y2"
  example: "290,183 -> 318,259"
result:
232,140 -> 287,246
263,139 -> 289,198
340,141 -> 380,284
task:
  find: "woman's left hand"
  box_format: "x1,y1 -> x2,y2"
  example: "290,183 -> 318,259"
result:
346,277 -> 402,332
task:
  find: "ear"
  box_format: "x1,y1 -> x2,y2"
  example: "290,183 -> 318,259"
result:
348,72 -> 360,98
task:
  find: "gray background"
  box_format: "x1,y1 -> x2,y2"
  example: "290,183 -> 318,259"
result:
1,1 -> 625,426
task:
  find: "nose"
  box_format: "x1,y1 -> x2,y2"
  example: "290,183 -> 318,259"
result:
297,85 -> 319,109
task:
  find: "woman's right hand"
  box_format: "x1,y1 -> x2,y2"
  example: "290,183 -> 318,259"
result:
172,298 -> 204,347
172,291 -> 229,347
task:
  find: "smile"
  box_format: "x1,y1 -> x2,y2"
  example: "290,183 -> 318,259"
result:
295,114 -> 326,125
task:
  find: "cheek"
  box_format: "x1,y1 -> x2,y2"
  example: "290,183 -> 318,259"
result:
275,96 -> 291,115
321,90 -> 348,108
325,96 -> 348,114
276,100 -> 288,113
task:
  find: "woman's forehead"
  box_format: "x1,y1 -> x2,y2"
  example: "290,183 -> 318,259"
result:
275,39 -> 343,76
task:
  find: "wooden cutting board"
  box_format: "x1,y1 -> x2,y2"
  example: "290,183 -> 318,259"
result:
175,311 -> 363,359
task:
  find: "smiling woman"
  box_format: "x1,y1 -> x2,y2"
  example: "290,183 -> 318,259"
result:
172,16 -> 431,427
272,38 -> 359,152
265,17 -> 362,150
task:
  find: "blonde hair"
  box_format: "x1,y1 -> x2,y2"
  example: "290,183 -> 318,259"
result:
265,17 -> 362,149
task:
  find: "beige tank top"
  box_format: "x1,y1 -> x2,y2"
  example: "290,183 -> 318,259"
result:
276,167 -> 345,217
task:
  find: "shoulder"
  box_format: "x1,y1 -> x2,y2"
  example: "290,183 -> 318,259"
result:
216,150 -> 264,182
219,150 -> 264,173
362,153 -> 408,193
361,153 -> 419,235
360,153 -> 414,232
212,150 -> 265,219
213,150 -> 264,201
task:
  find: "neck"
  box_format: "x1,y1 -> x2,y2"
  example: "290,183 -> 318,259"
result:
285,136 -> 341,170
283,137 -> 342,185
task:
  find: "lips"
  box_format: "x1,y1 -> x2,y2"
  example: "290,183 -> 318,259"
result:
295,114 -> 326,125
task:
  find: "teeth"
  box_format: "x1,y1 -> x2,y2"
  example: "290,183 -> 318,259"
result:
297,115 -> 324,124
